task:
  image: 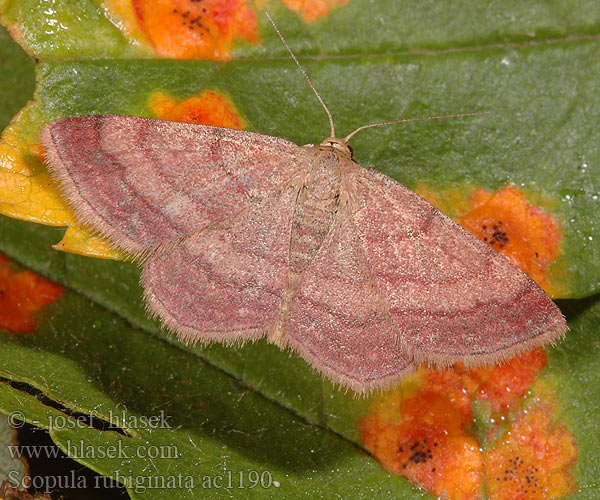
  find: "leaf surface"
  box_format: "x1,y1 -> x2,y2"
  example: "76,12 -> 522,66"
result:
0,2 -> 599,498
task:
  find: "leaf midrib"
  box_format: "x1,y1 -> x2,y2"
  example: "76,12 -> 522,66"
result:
32,32 -> 600,65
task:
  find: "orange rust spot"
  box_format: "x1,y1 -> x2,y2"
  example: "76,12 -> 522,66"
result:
457,349 -> 548,413
280,0 -> 350,22
360,355 -> 577,500
0,254 -> 64,333
484,406 -> 577,500
415,183 -> 564,296
422,369 -> 473,425
133,0 -> 259,60
149,90 -> 246,129
361,378 -> 483,500
459,186 -> 562,294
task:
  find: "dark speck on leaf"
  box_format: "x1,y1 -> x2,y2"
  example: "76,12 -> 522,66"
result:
410,450 -> 431,463
493,230 -> 509,243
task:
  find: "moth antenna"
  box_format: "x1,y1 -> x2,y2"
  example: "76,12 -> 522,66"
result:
265,11 -> 336,138
343,111 -> 491,143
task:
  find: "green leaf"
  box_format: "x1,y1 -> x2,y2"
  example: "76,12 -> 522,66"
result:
1,1 -> 599,296
1,2 -> 600,498
3,0 -> 600,58
0,0 -> 152,58
0,23 -> 34,130
0,252 -> 599,498
547,297 -> 600,497
0,288 -> 421,499
28,41 -> 600,296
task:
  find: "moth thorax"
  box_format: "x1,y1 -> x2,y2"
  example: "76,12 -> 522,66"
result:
302,158 -> 343,211
319,137 -> 353,159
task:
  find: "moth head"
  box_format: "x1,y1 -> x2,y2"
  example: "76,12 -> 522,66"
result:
319,137 -> 353,159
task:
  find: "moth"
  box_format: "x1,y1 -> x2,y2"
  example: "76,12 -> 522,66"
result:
40,13 -> 566,394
